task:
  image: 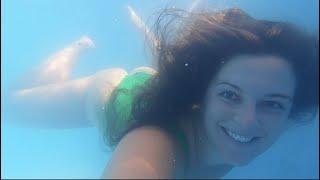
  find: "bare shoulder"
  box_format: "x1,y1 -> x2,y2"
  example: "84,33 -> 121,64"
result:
102,126 -> 182,179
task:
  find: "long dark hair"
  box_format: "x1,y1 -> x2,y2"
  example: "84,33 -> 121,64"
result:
104,8 -> 318,149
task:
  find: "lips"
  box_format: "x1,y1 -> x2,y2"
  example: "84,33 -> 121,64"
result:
220,126 -> 261,144
225,129 -> 253,142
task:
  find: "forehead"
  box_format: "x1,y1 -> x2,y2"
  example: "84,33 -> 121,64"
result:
212,55 -> 296,97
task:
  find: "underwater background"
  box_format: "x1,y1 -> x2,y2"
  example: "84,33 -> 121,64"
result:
1,0 -> 319,178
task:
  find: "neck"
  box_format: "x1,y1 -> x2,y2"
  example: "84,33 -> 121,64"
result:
188,164 -> 233,179
175,163 -> 233,179
189,134 -> 234,179
180,117 -> 234,179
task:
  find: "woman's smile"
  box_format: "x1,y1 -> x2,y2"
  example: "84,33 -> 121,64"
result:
219,125 -> 262,145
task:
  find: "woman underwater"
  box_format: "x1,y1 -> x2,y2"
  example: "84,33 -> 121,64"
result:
7,8 -> 319,179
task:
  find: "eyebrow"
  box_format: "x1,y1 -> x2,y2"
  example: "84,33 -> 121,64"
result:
264,94 -> 293,102
216,82 -> 293,102
215,82 -> 242,92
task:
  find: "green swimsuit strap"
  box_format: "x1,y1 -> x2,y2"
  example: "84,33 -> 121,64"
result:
170,123 -> 189,174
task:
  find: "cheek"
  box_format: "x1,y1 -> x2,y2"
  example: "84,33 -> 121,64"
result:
259,113 -> 289,134
257,114 -> 290,149
204,98 -> 235,138
204,98 -> 234,124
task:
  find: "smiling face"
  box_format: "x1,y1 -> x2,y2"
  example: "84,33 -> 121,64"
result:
202,55 -> 296,166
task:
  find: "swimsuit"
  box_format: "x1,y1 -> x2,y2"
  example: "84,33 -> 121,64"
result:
104,70 -> 189,175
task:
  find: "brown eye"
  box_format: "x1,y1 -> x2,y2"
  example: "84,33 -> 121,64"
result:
219,90 -> 241,103
260,100 -> 285,110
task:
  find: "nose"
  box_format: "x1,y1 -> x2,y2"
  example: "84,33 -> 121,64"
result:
234,102 -> 259,128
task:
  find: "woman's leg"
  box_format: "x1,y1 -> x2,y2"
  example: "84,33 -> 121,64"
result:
15,36 -> 95,89
127,6 -> 159,49
7,68 -> 128,128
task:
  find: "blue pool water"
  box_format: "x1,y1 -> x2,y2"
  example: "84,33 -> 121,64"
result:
1,0 -> 319,178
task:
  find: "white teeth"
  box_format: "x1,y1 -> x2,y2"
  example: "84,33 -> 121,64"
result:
225,128 -> 253,143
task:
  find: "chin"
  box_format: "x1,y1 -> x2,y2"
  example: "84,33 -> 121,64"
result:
228,158 -> 253,167
217,151 -> 255,167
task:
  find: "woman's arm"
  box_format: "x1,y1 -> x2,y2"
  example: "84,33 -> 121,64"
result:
102,126 -> 182,179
